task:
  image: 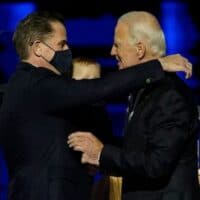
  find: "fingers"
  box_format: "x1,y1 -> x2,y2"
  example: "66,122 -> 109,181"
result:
68,131 -> 88,147
68,136 -> 89,152
68,131 -> 100,149
67,131 -> 97,156
182,56 -> 192,79
177,54 -> 192,79
159,54 -> 193,79
68,136 -> 85,148
185,62 -> 192,79
68,132 -> 94,151
81,153 -> 99,165
67,131 -> 103,166
68,131 -> 92,139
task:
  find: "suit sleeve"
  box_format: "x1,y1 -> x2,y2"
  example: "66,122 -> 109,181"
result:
35,60 -> 164,113
100,88 -> 198,178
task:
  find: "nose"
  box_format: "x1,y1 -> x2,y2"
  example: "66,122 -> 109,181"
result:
64,44 -> 69,50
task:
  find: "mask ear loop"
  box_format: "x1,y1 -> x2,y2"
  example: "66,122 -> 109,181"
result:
37,41 -> 56,63
42,42 -> 56,52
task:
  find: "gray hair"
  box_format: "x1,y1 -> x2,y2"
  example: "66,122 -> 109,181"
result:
118,11 -> 166,57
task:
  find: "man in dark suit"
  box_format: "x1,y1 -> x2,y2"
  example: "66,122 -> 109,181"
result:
0,11 -> 192,200
68,11 -> 200,200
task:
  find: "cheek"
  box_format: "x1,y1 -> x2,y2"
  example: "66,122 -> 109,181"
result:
46,49 -> 55,61
124,52 -> 139,66
121,55 -> 134,66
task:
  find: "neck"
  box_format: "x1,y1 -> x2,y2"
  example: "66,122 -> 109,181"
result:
22,59 -> 61,75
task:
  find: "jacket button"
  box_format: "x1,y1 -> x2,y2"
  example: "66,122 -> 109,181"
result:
146,78 -> 151,84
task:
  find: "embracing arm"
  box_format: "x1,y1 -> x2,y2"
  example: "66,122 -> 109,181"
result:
37,59 -> 163,112
38,55 -> 192,112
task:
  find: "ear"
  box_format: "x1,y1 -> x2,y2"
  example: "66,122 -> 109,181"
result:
32,40 -> 42,57
136,42 -> 145,59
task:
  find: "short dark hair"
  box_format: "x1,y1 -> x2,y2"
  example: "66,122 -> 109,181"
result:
13,11 -> 65,60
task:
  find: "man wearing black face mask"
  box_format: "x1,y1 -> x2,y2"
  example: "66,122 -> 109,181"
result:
0,11 -> 193,200
42,42 -> 73,76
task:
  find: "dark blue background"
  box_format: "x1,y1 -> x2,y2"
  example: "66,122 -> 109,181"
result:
0,0 -> 200,199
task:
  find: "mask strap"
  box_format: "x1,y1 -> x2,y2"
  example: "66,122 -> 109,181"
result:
42,42 -> 56,52
39,42 -> 56,64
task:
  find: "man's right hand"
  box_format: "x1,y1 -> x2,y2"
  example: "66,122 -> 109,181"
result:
68,131 -> 104,166
158,54 -> 192,79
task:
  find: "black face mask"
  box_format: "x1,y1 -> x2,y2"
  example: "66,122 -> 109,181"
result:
43,42 -> 72,76
50,49 -> 72,76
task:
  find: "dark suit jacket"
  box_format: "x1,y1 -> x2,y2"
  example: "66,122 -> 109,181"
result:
0,84 -> 7,104
101,73 -> 200,200
69,101 -> 113,144
0,60 -> 164,200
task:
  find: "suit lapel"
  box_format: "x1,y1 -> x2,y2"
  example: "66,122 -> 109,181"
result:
123,89 -> 145,135
128,88 -> 145,121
